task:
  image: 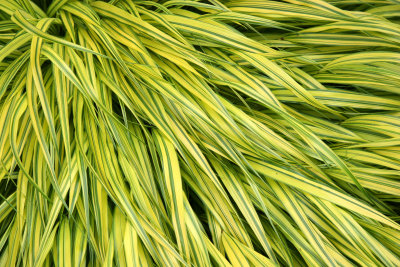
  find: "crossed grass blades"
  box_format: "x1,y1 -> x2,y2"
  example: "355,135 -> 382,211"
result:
1,0 -> 400,266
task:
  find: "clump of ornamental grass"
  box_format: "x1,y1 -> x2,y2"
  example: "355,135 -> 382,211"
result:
1,0 -> 400,266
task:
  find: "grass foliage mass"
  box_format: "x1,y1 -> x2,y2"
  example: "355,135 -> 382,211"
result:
1,0 -> 400,266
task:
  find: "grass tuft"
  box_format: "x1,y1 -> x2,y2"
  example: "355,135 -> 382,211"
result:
1,0 -> 400,266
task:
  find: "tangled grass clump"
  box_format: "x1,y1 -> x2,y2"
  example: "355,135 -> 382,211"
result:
1,0 -> 400,266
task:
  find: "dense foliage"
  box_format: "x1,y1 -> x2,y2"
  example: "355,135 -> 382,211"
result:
1,0 -> 400,266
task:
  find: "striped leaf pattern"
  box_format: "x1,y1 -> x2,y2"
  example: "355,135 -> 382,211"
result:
1,0 -> 400,266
